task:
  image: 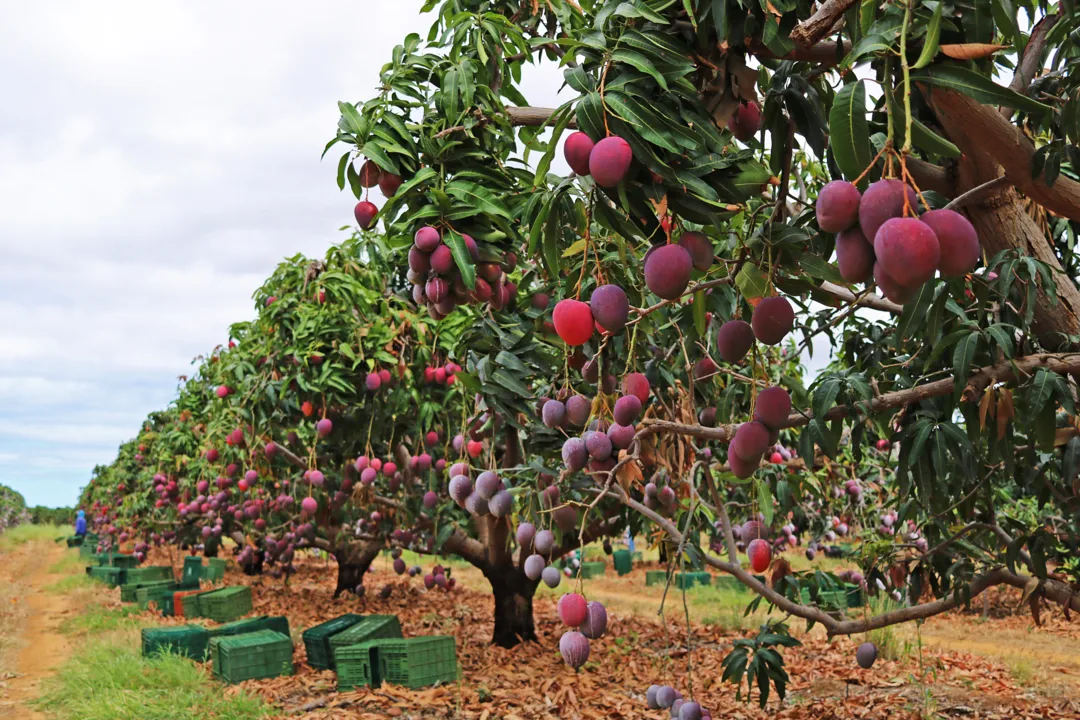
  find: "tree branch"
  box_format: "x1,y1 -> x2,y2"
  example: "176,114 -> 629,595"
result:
618,485 -> 1080,637
923,87 -> 1080,222
505,106 -> 575,128
790,0 -> 858,48
642,352 -> 1080,443
943,176 -> 1011,211
818,280 -> 904,314
1002,13 -> 1060,119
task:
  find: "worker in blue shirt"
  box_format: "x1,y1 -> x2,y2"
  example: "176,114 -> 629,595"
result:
74,510 -> 87,536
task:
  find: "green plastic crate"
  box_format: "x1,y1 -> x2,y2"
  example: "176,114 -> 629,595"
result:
674,572 -> 711,590
645,570 -> 667,586
121,579 -> 173,603
183,590 -> 220,619
208,615 -> 291,640
379,636 -> 458,689
329,615 -> 402,665
137,583 -> 179,610
581,561 -> 606,578
78,544 -> 95,559
302,614 -> 365,670
845,584 -> 863,608
210,630 -> 293,684
612,550 -> 633,576
157,592 -> 176,617
800,587 -> 847,609
714,575 -> 753,593
126,566 -> 174,584
65,535 -> 84,548
203,557 -> 227,582
181,556 -> 204,586
101,553 -> 138,569
199,586 -> 252,623
88,566 -> 126,587
336,640 -> 385,689
141,624 -> 211,660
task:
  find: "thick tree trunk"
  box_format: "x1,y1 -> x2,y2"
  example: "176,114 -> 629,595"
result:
486,566 -> 539,648
925,87 -> 1080,349
333,541 -> 381,598
203,536 -> 220,558
239,551 -> 264,576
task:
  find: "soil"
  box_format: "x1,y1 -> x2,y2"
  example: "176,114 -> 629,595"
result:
0,542 -> 74,719
5,540 -> 1080,719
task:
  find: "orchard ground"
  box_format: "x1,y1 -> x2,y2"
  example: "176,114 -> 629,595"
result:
2,532 -> 1078,720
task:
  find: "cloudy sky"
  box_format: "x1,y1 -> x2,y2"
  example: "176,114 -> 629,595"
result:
0,0 -> 572,507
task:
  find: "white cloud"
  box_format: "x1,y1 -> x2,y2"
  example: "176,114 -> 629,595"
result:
0,0 -> 568,508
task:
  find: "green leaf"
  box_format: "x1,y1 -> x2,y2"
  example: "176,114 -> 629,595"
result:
444,229 -> 476,290
756,480 -> 774,526
495,351 -> 529,373
337,101 -> 365,135
912,2 -> 942,69
799,254 -> 846,285
491,368 -> 533,398
611,48 -> 669,91
693,290 -> 706,337
910,66 -> 1052,113
828,81 -> 874,187
445,180 -> 512,219
359,141 -> 400,175
735,264 -> 770,301
1027,368 -> 1055,417
991,0 -> 1020,50
952,332 -> 980,397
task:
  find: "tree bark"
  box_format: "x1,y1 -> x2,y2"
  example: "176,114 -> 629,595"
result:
333,541 -> 382,598
486,564 -> 539,647
925,87 -> 1080,349
203,535 -> 220,558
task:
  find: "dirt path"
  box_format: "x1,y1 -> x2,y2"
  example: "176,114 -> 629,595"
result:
0,542 -> 75,719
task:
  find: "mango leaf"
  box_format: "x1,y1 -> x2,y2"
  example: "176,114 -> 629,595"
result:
611,48 -> 669,91
735,264 -> 770,301
911,66 -> 1052,113
828,81 -> 873,187
444,229 -> 476,290
939,43 -> 1010,60
912,2 -> 942,69
693,290 -> 706,337
445,180 -> 512,219
952,332 -> 980,398
799,254 -> 846,284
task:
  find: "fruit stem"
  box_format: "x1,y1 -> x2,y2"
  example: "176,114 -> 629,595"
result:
899,0 -> 913,154
883,57 -> 895,168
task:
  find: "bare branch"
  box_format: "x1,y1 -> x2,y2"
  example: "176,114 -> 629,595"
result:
818,280 -> 904,314
790,0 -> 858,48
944,176 -> 1011,211
1002,13 -> 1060,120
642,352 -> 1080,443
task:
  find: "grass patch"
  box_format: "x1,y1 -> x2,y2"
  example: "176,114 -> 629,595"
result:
0,523 -> 66,551
49,551 -> 87,574
46,573 -> 96,595
60,602 -> 143,636
33,642 -> 270,720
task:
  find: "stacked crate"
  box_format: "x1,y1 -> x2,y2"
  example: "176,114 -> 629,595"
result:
208,615 -> 291,641
210,630 -> 293,683
329,615 -> 402,666
378,636 -> 458,689
141,625 -> 212,660
612,550 -> 633,576
302,614 -> 365,670
199,586 -> 252,623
